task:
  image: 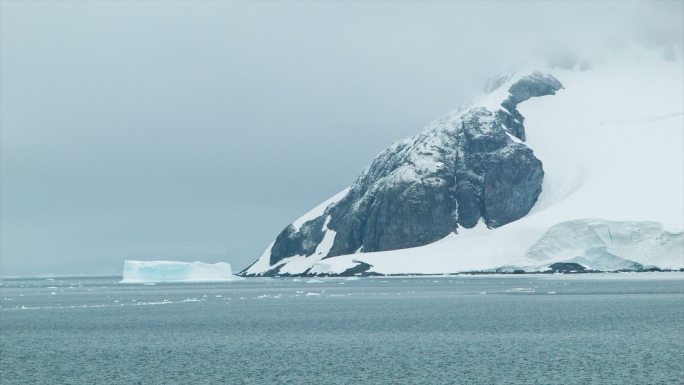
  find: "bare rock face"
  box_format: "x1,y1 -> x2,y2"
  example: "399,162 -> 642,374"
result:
265,72 -> 562,266
498,71 -> 564,141
269,216 -> 326,265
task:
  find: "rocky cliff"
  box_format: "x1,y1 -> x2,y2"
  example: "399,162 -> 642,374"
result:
246,71 -> 563,275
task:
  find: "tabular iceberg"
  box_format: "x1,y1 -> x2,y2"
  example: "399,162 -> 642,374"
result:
120,260 -> 240,283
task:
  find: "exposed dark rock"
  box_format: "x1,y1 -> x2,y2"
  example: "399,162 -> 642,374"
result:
642,267 -> 663,272
325,106 -> 545,256
498,71 -> 563,140
269,216 -> 326,265
482,145 -> 544,227
257,264 -> 284,277
338,261 -> 375,277
547,262 -> 587,273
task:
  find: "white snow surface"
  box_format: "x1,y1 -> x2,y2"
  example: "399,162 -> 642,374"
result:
248,47 -> 684,275
121,260 -> 241,283
291,188 -> 350,231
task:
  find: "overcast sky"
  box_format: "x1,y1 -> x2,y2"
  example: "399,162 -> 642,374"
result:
1,1 -> 682,276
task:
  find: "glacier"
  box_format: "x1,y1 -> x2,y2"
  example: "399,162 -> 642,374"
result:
525,220 -> 684,271
243,46 -> 684,276
120,260 -> 241,283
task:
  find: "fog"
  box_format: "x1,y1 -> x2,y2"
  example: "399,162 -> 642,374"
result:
1,1 -> 682,275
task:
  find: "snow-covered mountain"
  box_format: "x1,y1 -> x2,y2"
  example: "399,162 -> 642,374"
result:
243,48 -> 684,276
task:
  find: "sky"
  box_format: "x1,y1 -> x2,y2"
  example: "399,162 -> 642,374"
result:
1,1 -> 682,276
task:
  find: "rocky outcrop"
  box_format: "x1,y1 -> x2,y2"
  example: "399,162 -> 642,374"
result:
497,71 -> 563,140
253,72 -> 563,270
324,107 -> 545,257
547,262 -> 588,273
269,216 -> 326,265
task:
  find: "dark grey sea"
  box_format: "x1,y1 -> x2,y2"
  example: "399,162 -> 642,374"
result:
1,273 -> 683,384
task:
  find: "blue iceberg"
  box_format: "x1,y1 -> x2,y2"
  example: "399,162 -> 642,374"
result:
120,260 -> 241,283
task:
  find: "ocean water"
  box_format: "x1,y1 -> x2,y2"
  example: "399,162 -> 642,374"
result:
1,274 -> 683,385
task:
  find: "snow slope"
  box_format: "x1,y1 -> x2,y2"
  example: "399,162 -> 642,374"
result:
121,260 -> 241,283
291,188 -> 350,231
245,47 -> 684,275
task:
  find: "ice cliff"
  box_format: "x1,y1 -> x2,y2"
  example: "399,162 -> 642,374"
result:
121,260 -> 240,283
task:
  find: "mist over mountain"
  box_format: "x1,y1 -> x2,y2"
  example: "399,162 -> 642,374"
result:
1,1 -> 682,276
